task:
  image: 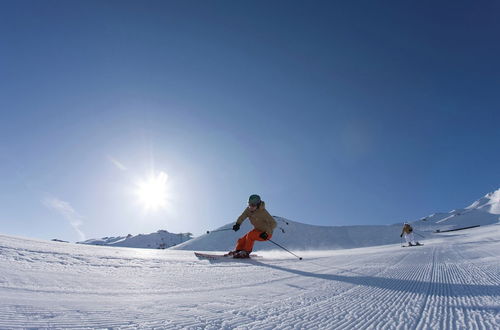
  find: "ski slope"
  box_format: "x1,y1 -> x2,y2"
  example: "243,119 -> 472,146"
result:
1,224 -> 499,329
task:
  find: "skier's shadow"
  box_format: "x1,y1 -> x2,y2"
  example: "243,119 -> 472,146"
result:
252,261 -> 500,298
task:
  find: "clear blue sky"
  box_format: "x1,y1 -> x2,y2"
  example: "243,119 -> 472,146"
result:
1,0 -> 499,241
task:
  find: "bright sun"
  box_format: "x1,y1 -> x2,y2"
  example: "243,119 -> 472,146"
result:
135,171 -> 169,212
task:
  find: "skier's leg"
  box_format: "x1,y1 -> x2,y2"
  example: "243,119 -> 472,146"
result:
237,229 -> 273,253
242,229 -> 260,252
247,229 -> 273,251
235,229 -> 273,254
235,232 -> 250,251
404,233 -> 411,244
235,230 -> 258,252
408,232 -> 416,245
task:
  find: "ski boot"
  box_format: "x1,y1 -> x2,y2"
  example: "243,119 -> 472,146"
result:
233,250 -> 250,259
225,250 -> 241,257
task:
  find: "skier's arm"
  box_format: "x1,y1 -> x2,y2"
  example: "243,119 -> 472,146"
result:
262,212 -> 276,234
236,208 -> 249,225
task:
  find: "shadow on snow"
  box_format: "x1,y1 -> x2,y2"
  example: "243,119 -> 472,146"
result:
252,261 -> 500,298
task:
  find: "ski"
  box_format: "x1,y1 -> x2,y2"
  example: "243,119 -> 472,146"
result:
194,252 -> 261,260
402,243 -> 424,247
194,252 -> 230,260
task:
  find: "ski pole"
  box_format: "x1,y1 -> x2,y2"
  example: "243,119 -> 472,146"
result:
206,228 -> 233,234
268,239 -> 302,260
400,236 -> 403,247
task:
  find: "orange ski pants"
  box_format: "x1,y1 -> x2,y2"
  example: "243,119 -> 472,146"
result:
235,229 -> 272,252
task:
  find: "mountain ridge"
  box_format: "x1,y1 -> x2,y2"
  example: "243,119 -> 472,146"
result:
78,230 -> 192,249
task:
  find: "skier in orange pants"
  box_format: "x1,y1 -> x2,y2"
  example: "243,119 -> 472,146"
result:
228,194 -> 277,259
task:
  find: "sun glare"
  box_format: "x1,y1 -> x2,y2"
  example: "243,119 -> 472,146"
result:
135,171 -> 169,212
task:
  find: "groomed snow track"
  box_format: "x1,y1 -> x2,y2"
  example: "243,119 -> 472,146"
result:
0,225 -> 499,329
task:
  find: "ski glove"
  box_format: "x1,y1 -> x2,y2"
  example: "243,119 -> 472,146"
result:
259,232 -> 268,240
400,234 -> 403,237
233,223 -> 240,232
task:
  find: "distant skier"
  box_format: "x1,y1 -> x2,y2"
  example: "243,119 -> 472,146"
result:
227,194 -> 277,258
400,222 -> 421,246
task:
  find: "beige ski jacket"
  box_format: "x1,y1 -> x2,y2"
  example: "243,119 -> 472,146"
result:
401,224 -> 413,235
236,201 -> 277,235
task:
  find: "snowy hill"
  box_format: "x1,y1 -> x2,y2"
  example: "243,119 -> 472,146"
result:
172,218 -> 405,252
415,188 -> 500,231
172,188 -> 500,252
78,230 -> 192,249
1,222 -> 499,328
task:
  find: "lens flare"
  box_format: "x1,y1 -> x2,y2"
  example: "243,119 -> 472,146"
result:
135,171 -> 169,212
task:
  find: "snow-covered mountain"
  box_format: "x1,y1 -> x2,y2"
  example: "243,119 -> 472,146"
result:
78,230 -> 192,249
415,188 -> 500,231
172,188 -> 500,252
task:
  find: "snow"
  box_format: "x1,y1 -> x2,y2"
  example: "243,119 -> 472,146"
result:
1,189 -> 499,328
467,189 -> 500,214
1,224 -> 499,328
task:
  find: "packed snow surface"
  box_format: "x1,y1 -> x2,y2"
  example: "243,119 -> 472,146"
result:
1,223 -> 499,329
